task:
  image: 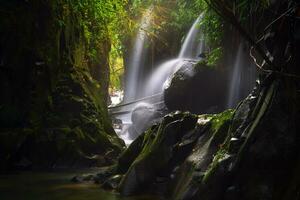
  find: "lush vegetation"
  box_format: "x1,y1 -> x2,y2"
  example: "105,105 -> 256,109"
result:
108,0 -> 226,90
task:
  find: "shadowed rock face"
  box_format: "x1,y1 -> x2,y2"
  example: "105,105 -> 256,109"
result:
93,110 -> 233,195
92,78 -> 300,200
0,1 -> 124,170
164,61 -> 229,114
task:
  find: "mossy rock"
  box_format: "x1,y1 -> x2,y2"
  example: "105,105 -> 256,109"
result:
0,1 -> 124,169
105,110 -> 234,197
118,111 -> 202,196
170,110 -> 234,200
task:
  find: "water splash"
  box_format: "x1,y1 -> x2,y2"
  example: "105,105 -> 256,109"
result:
124,8 -> 153,102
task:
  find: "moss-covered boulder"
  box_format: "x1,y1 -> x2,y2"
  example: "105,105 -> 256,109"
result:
92,110 -> 233,196
170,110 -> 233,200
118,111 -> 199,195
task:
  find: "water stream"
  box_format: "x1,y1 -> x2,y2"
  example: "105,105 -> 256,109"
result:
0,172 -> 162,200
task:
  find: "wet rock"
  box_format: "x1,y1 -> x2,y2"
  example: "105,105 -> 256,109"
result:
71,174 -> 95,183
117,132 -> 147,174
100,79 -> 300,200
164,61 -> 228,114
118,111 -> 199,196
170,111 -> 234,200
94,166 -> 117,184
102,174 -> 123,190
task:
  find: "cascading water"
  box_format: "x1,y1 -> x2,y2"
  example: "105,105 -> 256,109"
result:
196,35 -> 205,57
227,44 -> 243,108
143,59 -> 181,97
178,15 -> 204,59
227,43 -> 257,108
124,8 -> 153,102
143,15 -> 204,98
114,14 -> 205,145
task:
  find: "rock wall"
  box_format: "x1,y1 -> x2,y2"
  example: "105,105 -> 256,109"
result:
0,1 -> 124,170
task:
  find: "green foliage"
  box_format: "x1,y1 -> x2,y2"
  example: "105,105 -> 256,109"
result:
109,54 -> 124,91
49,0 -> 131,93
168,0 -> 205,38
200,9 -> 223,46
166,0 -> 224,65
52,0 -> 129,59
207,47 -> 223,66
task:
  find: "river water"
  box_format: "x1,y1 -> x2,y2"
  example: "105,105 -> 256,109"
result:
0,171 -> 162,200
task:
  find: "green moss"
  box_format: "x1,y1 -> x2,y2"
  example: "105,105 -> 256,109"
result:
201,110 -> 234,183
202,149 -> 229,183
118,112 -> 199,195
210,110 -> 234,133
210,109 -> 234,144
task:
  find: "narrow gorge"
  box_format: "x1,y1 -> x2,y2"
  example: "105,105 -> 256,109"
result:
0,0 -> 299,200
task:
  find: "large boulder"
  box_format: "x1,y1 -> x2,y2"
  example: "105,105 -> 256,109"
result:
118,111 -> 200,195
164,61 -> 228,114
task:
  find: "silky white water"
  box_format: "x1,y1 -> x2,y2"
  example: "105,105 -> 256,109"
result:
178,15 -> 203,59
143,15 -> 204,98
124,8 -> 153,102
227,44 -> 243,108
115,14 -> 205,144
143,59 -> 181,97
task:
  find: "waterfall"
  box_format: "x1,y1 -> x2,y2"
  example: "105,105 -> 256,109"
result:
227,44 -> 243,108
124,8 -> 153,102
178,15 -> 203,59
196,35 -> 205,58
143,15 -> 204,98
114,14 -> 205,145
143,59 -> 181,97
227,43 -> 257,108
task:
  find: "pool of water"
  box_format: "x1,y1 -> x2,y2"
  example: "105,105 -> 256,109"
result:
0,171 -> 162,200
